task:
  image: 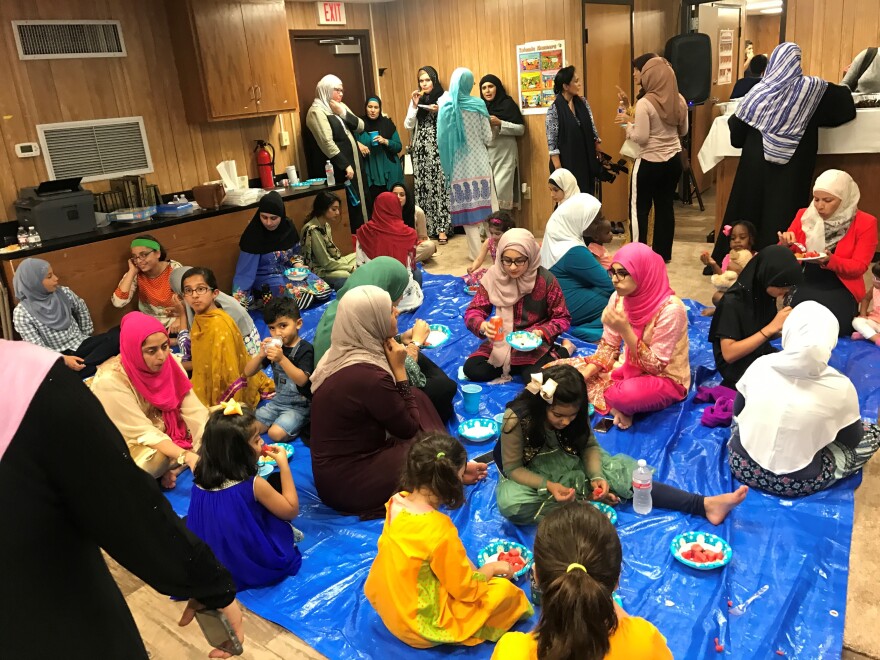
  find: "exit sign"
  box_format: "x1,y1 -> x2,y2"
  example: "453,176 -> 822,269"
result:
317,2 -> 346,25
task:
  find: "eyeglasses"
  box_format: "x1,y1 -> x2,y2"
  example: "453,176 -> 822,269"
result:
132,250 -> 155,261
183,286 -> 212,297
607,268 -> 630,279
333,87 -> 344,93
500,257 -> 529,267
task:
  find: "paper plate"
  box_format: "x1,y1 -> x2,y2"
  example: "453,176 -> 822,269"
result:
284,267 -> 310,281
257,463 -> 274,477
457,418 -> 500,443
257,442 -> 295,467
477,540 -> 534,580
795,251 -> 827,262
670,531 -> 732,571
506,331 -> 542,351
494,412 -> 506,425
423,324 -> 451,349
589,501 -> 618,525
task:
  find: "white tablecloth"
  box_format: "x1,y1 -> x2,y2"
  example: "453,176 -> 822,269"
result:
698,108 -> 880,173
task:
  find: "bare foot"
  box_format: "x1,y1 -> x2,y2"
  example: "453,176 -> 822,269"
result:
601,491 -> 620,505
704,485 -> 749,525
160,469 -> 179,490
463,461 -> 488,485
701,307 -> 716,317
611,408 -> 632,430
561,338 -> 576,357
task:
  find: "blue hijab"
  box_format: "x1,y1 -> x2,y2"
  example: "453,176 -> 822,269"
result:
437,68 -> 489,178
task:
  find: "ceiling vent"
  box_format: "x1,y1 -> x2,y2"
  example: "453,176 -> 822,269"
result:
37,117 -> 153,183
12,20 -> 126,60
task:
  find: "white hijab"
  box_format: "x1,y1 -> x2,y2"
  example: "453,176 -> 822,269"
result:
311,74 -> 342,115
549,168 -> 580,202
736,301 -> 861,475
801,169 -> 860,252
540,193 -> 602,270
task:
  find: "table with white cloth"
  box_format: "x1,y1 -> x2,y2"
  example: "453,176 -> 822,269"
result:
698,108 -> 880,237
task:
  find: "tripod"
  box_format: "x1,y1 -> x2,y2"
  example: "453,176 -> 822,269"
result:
678,105 -> 704,211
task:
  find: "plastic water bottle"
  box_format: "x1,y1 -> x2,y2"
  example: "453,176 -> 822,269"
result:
617,100 -> 626,115
17,227 -> 28,249
344,180 -> 360,206
27,227 -> 39,248
324,160 -> 335,186
32,229 -> 42,247
632,459 -> 653,515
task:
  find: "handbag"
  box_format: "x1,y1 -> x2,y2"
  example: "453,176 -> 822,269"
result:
620,138 -> 640,160
403,153 -> 414,176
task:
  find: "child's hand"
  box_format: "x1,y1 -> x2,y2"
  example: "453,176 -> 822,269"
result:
547,481 -> 576,503
263,444 -> 289,467
483,560 -> 513,579
480,321 -> 498,340
699,251 -> 713,266
466,265 -> 475,274
411,319 -> 430,345
63,355 -> 86,371
265,344 -> 284,363
590,478 -> 609,500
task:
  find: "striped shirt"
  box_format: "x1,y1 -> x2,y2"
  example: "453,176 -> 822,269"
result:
13,286 -> 93,352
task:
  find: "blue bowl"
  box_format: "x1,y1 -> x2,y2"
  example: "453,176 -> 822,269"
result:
506,330 -> 542,351
590,501 -> 618,525
257,442 -> 295,467
291,182 -> 310,190
305,178 -> 326,187
284,267 -> 310,281
670,531 -> 732,571
423,324 -> 451,349
457,418 -> 500,443
463,283 -> 479,296
477,540 -> 534,580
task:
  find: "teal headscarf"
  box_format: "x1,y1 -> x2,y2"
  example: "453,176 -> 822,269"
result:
312,257 -> 409,363
437,67 -> 490,178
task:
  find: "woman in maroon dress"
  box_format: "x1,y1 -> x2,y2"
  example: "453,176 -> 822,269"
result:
309,285 -> 486,518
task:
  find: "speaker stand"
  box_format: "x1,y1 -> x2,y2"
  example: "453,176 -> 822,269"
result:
678,106 -> 705,212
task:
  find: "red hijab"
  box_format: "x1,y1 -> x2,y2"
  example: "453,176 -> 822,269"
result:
120,312 -> 194,448
612,242 -> 674,336
357,192 -> 419,267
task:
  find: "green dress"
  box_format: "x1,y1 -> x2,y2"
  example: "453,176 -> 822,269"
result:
495,409 -> 639,524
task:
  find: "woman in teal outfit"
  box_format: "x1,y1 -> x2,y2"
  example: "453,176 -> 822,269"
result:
358,96 -> 404,207
539,193 -> 614,341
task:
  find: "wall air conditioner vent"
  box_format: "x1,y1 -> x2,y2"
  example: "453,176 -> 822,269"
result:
12,20 -> 126,60
37,117 -> 153,183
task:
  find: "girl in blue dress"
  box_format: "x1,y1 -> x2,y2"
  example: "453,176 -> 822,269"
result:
187,402 -> 302,590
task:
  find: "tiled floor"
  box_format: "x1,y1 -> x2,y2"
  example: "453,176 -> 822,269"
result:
112,193 -> 878,659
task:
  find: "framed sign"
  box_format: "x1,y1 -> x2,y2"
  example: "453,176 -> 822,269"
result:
317,2 -> 346,25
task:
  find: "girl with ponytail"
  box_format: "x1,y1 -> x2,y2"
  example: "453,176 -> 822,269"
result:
365,432 -> 532,648
492,502 -> 672,659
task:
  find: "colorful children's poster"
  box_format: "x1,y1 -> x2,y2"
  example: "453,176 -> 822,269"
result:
516,39 -> 566,115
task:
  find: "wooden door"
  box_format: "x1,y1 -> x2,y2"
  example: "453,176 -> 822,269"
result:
191,1 -> 256,118
584,2 -> 632,224
691,5 -> 741,192
241,1 -> 298,114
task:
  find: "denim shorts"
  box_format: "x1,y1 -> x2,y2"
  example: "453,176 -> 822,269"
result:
256,399 -> 310,437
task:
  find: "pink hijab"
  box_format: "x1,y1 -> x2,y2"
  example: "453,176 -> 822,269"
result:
120,312 -> 194,448
612,242 -> 674,336
0,340 -> 60,462
479,228 -> 542,376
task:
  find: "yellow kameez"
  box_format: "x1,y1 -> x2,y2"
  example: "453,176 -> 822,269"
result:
190,308 -> 273,407
364,493 -> 532,648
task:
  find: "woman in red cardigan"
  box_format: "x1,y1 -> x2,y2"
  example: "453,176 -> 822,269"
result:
779,169 -> 877,335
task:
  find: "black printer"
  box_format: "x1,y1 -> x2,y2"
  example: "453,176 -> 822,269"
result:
15,177 -> 96,240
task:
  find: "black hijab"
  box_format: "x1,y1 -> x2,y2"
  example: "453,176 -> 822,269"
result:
479,74 -> 524,125
390,181 -> 416,229
552,91 -> 600,192
239,191 -> 300,254
362,95 -> 397,140
416,66 -> 444,120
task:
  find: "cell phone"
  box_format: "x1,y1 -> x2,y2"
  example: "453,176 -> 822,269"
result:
593,417 -> 615,434
194,609 -> 244,656
473,450 -> 495,465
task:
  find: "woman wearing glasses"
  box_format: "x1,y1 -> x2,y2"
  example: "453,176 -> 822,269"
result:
463,228 -> 573,383
111,234 -> 182,332
550,242 -> 689,431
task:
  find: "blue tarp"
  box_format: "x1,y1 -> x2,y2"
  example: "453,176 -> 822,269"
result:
164,272 -> 880,660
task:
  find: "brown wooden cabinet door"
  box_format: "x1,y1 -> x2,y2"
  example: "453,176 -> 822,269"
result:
241,1 -> 298,114
191,2 -> 257,118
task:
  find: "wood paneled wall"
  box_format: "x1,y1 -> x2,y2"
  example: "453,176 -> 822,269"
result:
634,0 -> 679,57
0,0 -> 372,221
787,0 -> 880,82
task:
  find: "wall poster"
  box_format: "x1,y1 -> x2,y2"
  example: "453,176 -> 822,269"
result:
516,39 -> 566,115
717,28 -> 734,86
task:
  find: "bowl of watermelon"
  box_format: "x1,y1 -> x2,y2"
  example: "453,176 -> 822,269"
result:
671,531 -> 732,570
257,442 -> 295,467
477,540 -> 533,580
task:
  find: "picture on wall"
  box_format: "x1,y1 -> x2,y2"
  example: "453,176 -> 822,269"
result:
516,39 -> 566,115
718,28 -> 734,86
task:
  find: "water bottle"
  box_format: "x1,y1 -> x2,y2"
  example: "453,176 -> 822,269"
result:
32,229 -> 42,247
324,160 -> 336,186
27,227 -> 39,248
632,459 -> 653,515
17,227 -> 28,249
344,180 -> 360,206
617,100 -> 626,115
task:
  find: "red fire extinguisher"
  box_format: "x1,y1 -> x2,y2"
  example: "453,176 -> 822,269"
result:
254,140 -> 276,189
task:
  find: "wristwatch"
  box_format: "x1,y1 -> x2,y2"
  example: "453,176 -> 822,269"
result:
177,450 -> 188,466
412,340 -> 424,348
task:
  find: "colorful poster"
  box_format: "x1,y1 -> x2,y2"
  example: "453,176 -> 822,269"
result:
516,39 -> 566,115
717,28 -> 734,86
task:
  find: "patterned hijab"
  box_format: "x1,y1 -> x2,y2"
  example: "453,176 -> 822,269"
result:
735,42 -> 827,164
801,169 -> 861,252
13,258 -> 71,331
437,67 -> 490,177
548,168 -> 581,203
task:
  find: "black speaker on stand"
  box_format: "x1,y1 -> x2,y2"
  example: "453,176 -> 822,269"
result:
665,33 -> 711,212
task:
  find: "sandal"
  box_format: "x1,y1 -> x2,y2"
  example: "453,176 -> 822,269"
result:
438,233 -> 448,245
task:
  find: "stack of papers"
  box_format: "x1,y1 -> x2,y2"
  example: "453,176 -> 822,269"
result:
224,189 -> 264,206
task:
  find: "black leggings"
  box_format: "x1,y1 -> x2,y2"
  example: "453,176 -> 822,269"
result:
65,326 -> 121,378
463,344 -> 571,383
653,482 -> 706,517
632,155 -> 682,262
416,351 -> 456,423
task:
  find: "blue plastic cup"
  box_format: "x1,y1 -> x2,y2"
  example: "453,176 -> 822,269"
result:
461,384 -> 483,416
368,130 -> 379,144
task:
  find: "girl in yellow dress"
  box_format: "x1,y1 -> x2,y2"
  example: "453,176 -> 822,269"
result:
364,432 -> 532,648
491,502 -> 673,659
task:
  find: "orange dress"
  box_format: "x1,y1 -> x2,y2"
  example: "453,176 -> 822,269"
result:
364,493 -> 532,648
490,617 -> 673,659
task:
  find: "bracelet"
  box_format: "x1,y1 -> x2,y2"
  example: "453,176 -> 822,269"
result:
759,328 -> 769,339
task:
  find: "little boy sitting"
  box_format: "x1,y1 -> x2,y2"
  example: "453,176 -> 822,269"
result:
244,298 -> 313,443
582,215 -> 614,270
